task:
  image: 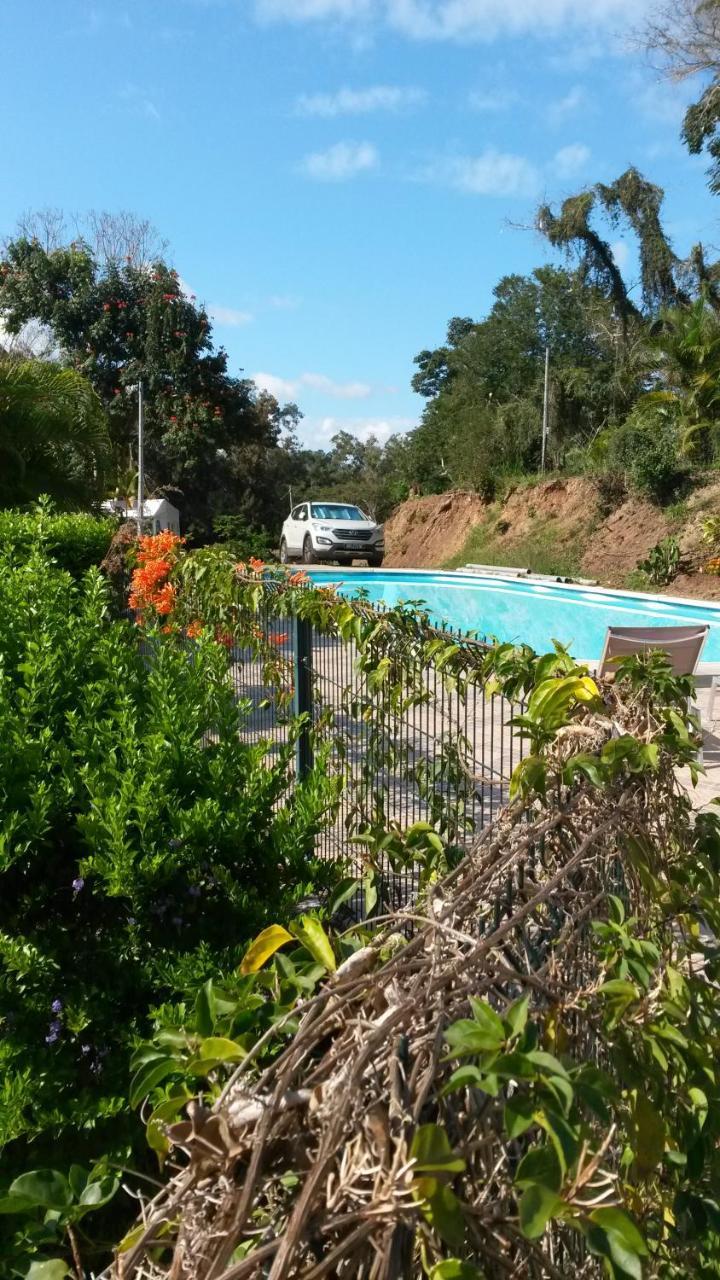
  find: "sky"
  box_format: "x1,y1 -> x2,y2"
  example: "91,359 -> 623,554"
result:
0,0 -> 717,449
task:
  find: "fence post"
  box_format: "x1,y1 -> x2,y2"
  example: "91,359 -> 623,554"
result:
292,615 -> 314,780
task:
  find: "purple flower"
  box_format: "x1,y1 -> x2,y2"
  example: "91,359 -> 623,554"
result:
45,1020 -> 62,1045
46,1030 -> 59,1045
72,877 -> 85,896
49,1019 -> 62,1034
51,999 -> 63,1015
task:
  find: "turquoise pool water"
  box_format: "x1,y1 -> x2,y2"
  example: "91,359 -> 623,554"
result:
306,568 -> 720,663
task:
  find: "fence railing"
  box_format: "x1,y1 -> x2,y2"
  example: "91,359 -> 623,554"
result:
226,603 -> 527,910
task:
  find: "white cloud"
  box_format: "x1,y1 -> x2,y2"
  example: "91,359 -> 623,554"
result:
546,84 -> 585,124
177,278 -> 253,326
467,87 -> 520,112
256,0 -> 651,42
630,74 -> 695,126
209,305 -> 254,326
610,239 -> 630,270
296,84 -> 426,116
552,142 -> 591,178
119,83 -> 161,121
419,149 -> 540,197
300,414 -> 417,446
300,140 -> 379,180
268,294 -> 301,310
253,370 -> 373,400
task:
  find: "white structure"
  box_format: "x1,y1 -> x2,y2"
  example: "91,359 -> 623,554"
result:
102,497 -> 181,535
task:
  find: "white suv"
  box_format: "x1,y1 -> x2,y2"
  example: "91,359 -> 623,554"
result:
279,501 -> 385,567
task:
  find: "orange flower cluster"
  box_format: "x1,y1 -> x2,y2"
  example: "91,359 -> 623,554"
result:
287,570 -> 310,586
128,531 -> 185,623
186,619 -> 204,640
704,556 -> 720,576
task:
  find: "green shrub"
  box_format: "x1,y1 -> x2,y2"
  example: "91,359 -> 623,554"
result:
0,551 -> 341,1272
605,415 -> 687,504
637,535 -> 681,585
212,515 -> 275,560
0,499 -> 115,577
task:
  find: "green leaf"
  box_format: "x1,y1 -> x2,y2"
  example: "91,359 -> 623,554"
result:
410,1125 -> 466,1174
445,1018 -> 504,1056
289,916 -> 336,971
504,994 -> 530,1040
518,1184 -> 561,1240
504,1095 -> 536,1138
328,877 -> 360,915
526,1051 -> 569,1079
468,997 -> 505,1041
689,1086 -> 709,1130
25,1263 -> 70,1280
429,1263 -> 485,1280
187,1037 -> 247,1074
515,1144 -> 563,1193
415,1178 -> 466,1248
129,1055 -> 177,1109
440,1065 -> 490,1097
633,1094 -> 665,1177
9,1171 -> 72,1210
239,924 -> 294,975
590,1209 -> 647,1257
195,979 -> 216,1038
78,1174 -> 119,1212
0,1196 -> 37,1215
538,1109 -> 580,1174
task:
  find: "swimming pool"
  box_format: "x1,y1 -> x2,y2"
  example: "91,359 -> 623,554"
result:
305,567 -> 720,664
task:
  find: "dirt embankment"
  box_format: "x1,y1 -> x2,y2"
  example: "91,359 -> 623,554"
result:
385,477 -> 720,599
384,491 -> 488,567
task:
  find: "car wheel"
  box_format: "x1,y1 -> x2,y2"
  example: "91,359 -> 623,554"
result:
303,535 -> 318,565
367,554 -> 384,568
279,537 -> 290,565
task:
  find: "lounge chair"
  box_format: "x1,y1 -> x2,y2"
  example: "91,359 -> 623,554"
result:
596,625 -> 717,746
596,625 -> 709,680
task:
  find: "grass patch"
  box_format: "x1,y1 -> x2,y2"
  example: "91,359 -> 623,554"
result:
444,520 -> 583,578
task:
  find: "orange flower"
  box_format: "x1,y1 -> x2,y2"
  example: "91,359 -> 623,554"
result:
287,570 -> 309,586
186,619 -> 204,639
234,561 -> 247,575
248,557 -> 265,573
270,632 -> 289,647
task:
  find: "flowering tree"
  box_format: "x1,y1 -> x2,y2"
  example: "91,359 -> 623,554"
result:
0,238 -> 282,535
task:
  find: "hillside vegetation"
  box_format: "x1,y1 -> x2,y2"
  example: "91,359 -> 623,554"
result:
385,475 -> 720,598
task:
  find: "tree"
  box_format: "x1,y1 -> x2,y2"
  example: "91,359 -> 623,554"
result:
639,1 -> 720,193
0,236 -> 278,537
0,358 -> 109,506
536,168 -> 701,321
634,292 -> 720,459
405,267 -> 634,491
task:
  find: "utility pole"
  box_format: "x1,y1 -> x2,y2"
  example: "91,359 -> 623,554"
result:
541,347 -> 550,474
136,380 -> 145,536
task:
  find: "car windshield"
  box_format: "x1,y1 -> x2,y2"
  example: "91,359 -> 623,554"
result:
311,504 -> 367,521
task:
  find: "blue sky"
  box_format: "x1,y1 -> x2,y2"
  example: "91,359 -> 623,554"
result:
1,0 -> 716,447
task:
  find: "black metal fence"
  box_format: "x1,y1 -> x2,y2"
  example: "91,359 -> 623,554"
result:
226,605 -> 527,909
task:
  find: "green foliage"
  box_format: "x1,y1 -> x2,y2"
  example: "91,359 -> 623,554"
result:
0,238 -> 283,538
0,358 -> 109,507
605,411 -> 687,503
212,515 -> 274,559
0,550 -> 342,1273
0,499 -> 114,577
638,535 -> 681,585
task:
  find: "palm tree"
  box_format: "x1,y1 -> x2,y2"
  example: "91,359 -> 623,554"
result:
0,359 -> 109,506
636,294 -> 720,459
